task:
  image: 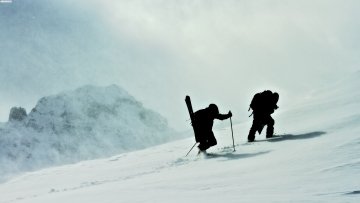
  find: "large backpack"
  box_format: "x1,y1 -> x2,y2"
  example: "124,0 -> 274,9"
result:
249,90 -> 273,111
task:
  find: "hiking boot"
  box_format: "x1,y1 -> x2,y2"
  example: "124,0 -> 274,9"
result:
266,126 -> 274,138
197,149 -> 207,156
248,134 -> 255,142
248,138 -> 255,142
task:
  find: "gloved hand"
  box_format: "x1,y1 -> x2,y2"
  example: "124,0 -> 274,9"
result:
228,111 -> 232,117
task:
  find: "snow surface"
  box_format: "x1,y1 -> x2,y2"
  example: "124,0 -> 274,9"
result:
0,74 -> 359,202
0,85 -> 176,182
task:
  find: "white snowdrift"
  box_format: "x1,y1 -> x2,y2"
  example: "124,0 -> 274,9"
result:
0,85 -> 176,182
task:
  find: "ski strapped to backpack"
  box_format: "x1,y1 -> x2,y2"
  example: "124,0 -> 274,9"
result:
185,95 -> 200,156
185,95 -> 200,142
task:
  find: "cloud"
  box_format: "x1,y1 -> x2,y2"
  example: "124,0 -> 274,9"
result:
1,0 -> 360,129
88,0 -> 360,126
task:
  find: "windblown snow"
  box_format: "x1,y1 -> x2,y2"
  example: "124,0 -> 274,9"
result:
0,73 -> 359,203
0,85 -> 175,182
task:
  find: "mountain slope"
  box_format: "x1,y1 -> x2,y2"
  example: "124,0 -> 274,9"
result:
0,74 -> 359,203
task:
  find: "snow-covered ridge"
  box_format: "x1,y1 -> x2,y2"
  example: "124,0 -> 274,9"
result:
0,85 -> 176,182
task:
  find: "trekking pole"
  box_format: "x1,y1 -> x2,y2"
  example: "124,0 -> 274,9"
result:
185,142 -> 197,157
230,117 -> 235,152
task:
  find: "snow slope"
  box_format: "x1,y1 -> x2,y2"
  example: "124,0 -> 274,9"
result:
0,73 -> 359,203
0,85 -> 176,182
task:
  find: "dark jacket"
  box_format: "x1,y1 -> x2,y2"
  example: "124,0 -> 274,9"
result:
194,108 -> 230,131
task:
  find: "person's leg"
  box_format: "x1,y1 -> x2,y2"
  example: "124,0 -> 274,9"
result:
198,131 -> 217,151
248,114 -> 262,142
248,123 -> 257,142
198,140 -> 207,151
197,129 -> 207,151
266,116 -> 275,138
207,131 -> 217,148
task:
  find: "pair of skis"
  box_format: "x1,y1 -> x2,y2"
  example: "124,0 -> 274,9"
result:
185,95 -> 235,156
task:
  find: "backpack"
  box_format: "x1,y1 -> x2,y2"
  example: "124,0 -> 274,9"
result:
249,90 -> 273,111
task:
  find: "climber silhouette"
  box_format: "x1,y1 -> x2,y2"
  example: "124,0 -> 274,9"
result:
248,90 -> 279,142
193,104 -> 232,153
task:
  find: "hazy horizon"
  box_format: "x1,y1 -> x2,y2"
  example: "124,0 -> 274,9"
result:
1,0 -> 359,130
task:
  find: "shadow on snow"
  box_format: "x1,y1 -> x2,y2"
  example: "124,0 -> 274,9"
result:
344,190 -> 360,195
205,151 -> 270,161
260,131 -> 326,142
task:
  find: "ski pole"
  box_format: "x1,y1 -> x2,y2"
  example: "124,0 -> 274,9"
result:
185,142 -> 197,157
230,117 -> 235,152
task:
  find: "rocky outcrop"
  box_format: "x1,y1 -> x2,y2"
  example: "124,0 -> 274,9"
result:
8,107 -> 27,122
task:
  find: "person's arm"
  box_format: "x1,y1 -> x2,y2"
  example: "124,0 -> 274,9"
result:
215,111 -> 232,120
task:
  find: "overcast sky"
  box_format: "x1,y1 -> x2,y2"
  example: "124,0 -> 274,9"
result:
0,0 -> 359,130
